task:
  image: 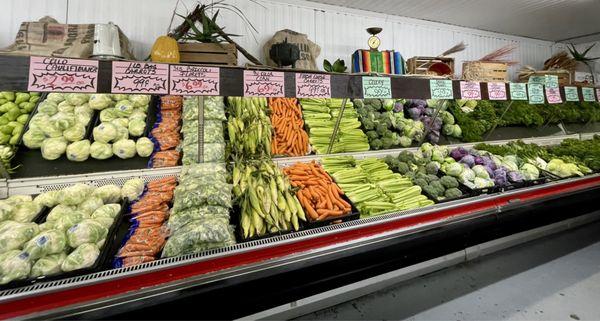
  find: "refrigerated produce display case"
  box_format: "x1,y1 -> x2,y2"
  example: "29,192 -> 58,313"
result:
0,50 -> 598,319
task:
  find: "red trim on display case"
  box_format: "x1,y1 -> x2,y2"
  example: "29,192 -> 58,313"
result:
1,176 -> 600,319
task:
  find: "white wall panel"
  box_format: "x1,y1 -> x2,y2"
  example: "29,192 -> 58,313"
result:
0,0 -> 67,49
3,0 -> 557,80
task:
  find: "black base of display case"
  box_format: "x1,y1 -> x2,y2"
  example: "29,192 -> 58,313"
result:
88,186 -> 600,321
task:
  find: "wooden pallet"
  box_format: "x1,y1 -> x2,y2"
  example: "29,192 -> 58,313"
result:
177,42 -> 237,66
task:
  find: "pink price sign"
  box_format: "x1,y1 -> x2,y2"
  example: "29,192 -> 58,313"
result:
170,65 -> 219,96
460,81 -> 482,100
545,87 -> 562,104
28,56 -> 98,92
487,82 -> 507,100
596,89 -> 600,102
243,70 -> 285,97
112,61 -> 169,94
295,73 -> 331,98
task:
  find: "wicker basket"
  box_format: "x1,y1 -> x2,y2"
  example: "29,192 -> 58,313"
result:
462,61 -> 508,82
518,69 -> 571,86
407,56 -> 454,76
177,42 -> 237,66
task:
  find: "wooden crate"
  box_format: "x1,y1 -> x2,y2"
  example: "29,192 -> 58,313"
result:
518,70 -> 571,86
462,61 -> 508,82
406,56 -> 454,75
177,42 -> 237,66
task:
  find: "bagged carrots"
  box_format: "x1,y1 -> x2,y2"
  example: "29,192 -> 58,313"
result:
269,98 -> 310,157
283,161 -> 352,222
148,96 -> 182,167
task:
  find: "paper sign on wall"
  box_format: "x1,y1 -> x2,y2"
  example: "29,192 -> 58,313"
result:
545,87 -> 562,104
582,87 -> 596,102
509,83 -> 528,100
296,73 -> 331,98
429,79 -> 454,99
362,77 -> 392,99
545,75 -> 559,88
528,83 -> 545,104
169,65 -> 220,96
459,81 -> 481,100
243,70 -> 285,97
487,82 -> 507,100
564,87 -> 579,102
111,61 -> 169,94
28,56 -> 98,92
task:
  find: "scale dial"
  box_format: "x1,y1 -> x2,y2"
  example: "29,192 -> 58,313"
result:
368,36 -> 381,50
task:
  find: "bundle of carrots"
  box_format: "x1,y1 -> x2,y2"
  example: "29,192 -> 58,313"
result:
283,161 -> 352,221
269,97 -> 310,157
150,96 -> 182,168
115,176 -> 177,267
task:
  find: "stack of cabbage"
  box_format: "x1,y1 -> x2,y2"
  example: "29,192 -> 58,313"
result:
22,93 -> 154,161
0,179 -> 144,285
91,94 -> 154,160
0,91 -> 39,146
162,163 -> 235,257
180,96 -> 226,164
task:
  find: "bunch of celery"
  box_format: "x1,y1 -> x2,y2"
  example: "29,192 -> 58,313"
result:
323,157 -> 434,216
299,98 -> 369,154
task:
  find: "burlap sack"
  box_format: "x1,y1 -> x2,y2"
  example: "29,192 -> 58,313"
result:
0,16 -> 135,59
263,29 -> 320,70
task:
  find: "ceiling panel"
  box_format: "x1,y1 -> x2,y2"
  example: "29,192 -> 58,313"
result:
306,0 -> 600,43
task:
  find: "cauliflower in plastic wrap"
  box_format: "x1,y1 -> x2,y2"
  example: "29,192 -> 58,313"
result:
65,93 -> 89,106
63,124 -> 86,142
0,221 -> 39,253
23,128 -> 46,149
88,94 -> 113,110
46,204 -> 76,222
91,204 -> 121,219
41,137 -> 68,160
91,185 -> 121,204
128,119 -> 145,137
114,100 -> 134,117
66,140 -> 91,162
61,243 -> 100,272
67,219 -> 108,248
90,142 -> 113,160
57,101 -> 75,113
0,201 -> 14,222
93,123 -> 118,143
0,250 -> 31,284
23,229 -> 67,260
33,191 -> 59,208
78,196 -> 104,214
52,211 -> 89,232
11,201 -> 43,223
113,139 -> 136,159
30,252 -> 67,278
129,95 -> 151,108
58,183 -> 94,206
121,178 -> 144,201
135,137 -> 154,157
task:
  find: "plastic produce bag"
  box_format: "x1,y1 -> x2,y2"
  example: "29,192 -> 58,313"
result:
65,93 -> 89,106
41,137 -> 68,160
23,128 -> 46,149
121,178 -> 145,201
91,185 -> 121,204
66,139 -> 91,162
182,120 -> 224,144
89,94 -> 113,110
38,101 -> 58,115
67,219 -> 108,248
90,142 -> 113,160
46,204 -> 76,222
63,124 -> 86,142
93,123 -> 118,143
135,137 -> 154,157
61,243 -> 100,272
99,108 -> 119,123
50,112 -> 76,131
91,204 -> 121,219
113,139 -> 136,159
52,211 -> 89,232
78,196 -> 104,214
0,221 -> 39,253
111,118 -> 129,128
0,201 -> 14,222
114,100 -> 134,117
11,201 -> 43,222
168,205 -> 230,233
93,217 -> 115,228
0,250 -> 31,284
128,119 -> 145,137
161,218 -> 235,258
46,93 -> 65,104
23,229 -> 67,260
114,125 -> 129,141
172,183 -> 232,211
30,252 -> 67,278
33,191 -> 59,208
58,184 -> 94,206
57,101 -> 74,113
129,95 -> 150,108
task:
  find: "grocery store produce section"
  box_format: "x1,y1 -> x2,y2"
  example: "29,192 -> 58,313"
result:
0,56 -> 598,319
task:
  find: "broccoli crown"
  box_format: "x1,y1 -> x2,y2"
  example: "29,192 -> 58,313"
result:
363,119 -> 376,130
422,184 -> 441,198
383,155 -> 397,166
444,187 -> 463,199
426,174 -> 439,183
381,137 -> 396,149
440,176 -> 459,189
370,138 -> 383,150
413,178 -> 429,188
397,151 -> 415,165
404,171 -> 416,180
375,123 -> 389,136
396,162 -> 410,174
415,172 -> 428,181
366,130 -> 379,141
429,180 -> 444,193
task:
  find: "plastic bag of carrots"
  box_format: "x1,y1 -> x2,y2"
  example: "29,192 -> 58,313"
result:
283,161 -> 352,222
147,95 -> 182,168
114,177 -> 177,268
269,98 -> 310,157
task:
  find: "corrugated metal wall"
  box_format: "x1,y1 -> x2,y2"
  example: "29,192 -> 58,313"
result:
1,0 -> 558,79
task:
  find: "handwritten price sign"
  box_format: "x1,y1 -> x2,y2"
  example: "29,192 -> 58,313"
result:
243,70 -> 285,97
509,83 -> 528,100
582,87 -> 596,102
545,87 -> 562,104
28,57 -> 98,92
487,82 -> 507,100
528,83 -> 545,104
429,79 -> 454,99
564,86 -> 580,102
362,77 -> 392,99
170,65 -> 219,96
459,81 -> 481,100
296,73 -> 331,98
112,61 -> 169,94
